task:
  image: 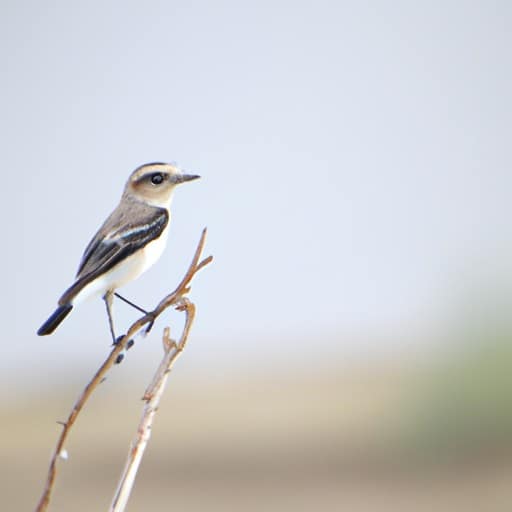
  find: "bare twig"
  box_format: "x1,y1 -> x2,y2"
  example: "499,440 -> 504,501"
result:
35,228 -> 212,512
110,298 -> 196,512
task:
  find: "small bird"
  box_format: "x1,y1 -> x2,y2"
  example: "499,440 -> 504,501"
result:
37,162 -> 200,341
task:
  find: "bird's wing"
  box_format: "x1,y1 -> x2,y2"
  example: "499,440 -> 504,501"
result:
58,203 -> 169,305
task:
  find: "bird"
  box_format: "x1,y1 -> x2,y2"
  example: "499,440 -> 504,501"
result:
37,162 -> 200,342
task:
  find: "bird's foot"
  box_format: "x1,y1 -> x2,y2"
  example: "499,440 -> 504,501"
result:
144,312 -> 156,334
112,335 -> 125,346
112,335 -> 135,364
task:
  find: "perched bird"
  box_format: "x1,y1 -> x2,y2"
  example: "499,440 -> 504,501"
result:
37,162 -> 200,342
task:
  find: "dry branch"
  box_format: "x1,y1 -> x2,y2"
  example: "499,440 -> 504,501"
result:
35,228 -> 212,512
110,298 -> 195,511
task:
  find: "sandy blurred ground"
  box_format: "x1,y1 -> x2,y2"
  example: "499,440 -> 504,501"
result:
2,331 -> 512,512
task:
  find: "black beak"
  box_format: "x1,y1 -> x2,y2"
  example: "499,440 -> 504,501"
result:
173,173 -> 201,184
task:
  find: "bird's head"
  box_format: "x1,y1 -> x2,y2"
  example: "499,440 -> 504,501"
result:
124,162 -> 200,208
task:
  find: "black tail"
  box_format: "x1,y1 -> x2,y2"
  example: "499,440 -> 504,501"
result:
37,304 -> 73,336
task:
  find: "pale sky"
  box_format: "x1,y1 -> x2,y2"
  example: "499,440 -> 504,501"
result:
1,1 -> 511,384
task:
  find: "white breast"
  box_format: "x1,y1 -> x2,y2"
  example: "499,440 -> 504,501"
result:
140,224 -> 170,273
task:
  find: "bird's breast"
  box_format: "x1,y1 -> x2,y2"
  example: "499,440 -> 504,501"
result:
139,224 -> 170,274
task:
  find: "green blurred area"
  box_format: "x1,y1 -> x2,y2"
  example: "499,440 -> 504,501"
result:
3,319 -> 512,511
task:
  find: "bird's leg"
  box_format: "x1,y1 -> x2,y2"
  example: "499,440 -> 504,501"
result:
114,292 -> 155,334
103,291 -> 118,345
114,292 -> 149,315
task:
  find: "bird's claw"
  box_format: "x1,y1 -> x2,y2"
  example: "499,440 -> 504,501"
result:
113,335 -> 125,346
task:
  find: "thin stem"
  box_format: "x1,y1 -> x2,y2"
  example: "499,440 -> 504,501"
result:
110,299 -> 196,512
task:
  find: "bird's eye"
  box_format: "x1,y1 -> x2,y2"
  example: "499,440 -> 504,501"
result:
151,173 -> 164,185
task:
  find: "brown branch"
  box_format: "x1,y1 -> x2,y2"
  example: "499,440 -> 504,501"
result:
110,298 -> 196,511
35,228 -> 212,512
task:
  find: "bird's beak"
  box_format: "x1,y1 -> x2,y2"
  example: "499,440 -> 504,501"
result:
172,173 -> 201,184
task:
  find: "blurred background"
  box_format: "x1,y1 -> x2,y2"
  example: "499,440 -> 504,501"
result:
1,1 -> 512,510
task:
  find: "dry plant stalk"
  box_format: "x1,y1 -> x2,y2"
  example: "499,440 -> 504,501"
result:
35,228 -> 212,512
110,299 -> 195,511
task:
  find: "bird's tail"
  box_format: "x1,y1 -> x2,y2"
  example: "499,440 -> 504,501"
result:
37,304 -> 73,336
